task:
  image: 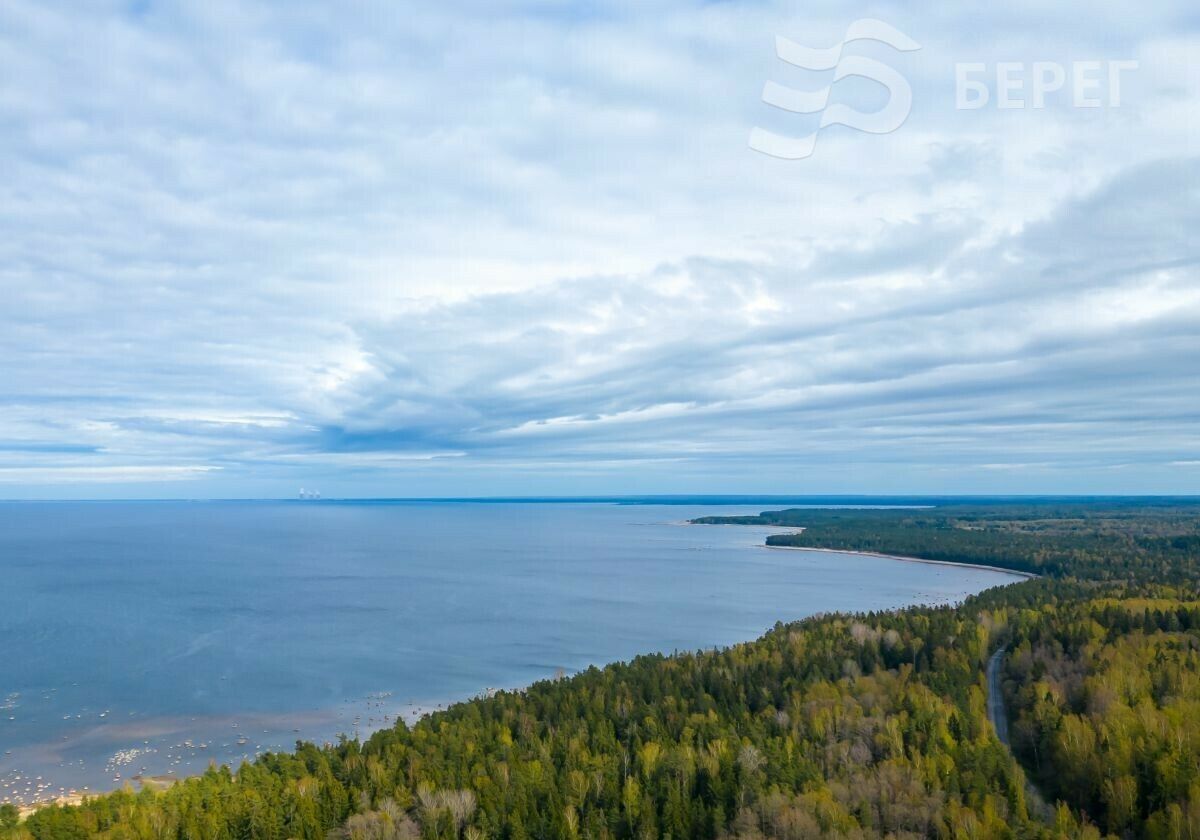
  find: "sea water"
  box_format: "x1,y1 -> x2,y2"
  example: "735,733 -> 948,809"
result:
0,501 -> 1021,802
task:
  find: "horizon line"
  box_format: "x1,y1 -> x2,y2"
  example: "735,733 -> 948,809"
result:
1,493 -> 1199,504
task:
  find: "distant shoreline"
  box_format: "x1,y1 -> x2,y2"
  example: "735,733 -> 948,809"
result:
762,543 -> 1039,579
686,519 -> 1038,580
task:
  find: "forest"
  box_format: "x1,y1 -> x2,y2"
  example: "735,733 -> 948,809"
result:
6,500 -> 1200,839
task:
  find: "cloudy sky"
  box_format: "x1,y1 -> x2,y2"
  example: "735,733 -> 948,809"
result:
1,1 -> 1198,498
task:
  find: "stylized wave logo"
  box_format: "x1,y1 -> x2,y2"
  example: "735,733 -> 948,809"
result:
750,19 -> 920,160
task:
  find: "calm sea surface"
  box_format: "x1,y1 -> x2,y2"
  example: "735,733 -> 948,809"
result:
0,501 -> 1021,803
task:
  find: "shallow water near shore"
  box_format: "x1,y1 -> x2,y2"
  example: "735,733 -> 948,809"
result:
0,501 -> 1022,804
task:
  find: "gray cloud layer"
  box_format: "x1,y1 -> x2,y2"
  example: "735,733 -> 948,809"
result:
1,1 -> 1198,496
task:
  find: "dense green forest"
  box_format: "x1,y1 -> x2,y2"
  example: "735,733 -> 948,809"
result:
7,501 -> 1200,839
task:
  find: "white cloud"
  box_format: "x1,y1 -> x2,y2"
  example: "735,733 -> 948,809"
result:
0,1 -> 1197,496
0,466 -> 219,484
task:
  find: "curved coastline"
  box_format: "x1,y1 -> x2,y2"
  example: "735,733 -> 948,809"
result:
9,515 -> 1027,815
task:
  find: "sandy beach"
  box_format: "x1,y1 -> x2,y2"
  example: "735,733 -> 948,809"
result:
763,543 -> 1039,579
